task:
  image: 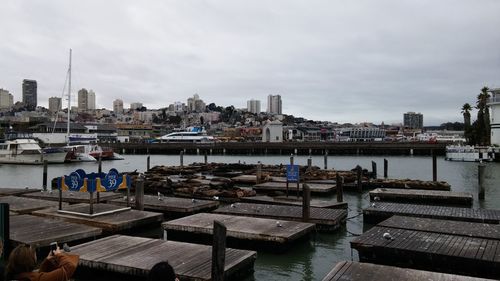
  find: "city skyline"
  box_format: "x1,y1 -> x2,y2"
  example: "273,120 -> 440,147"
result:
1,1 -> 500,125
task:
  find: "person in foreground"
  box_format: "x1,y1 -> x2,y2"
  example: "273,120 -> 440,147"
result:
4,243 -> 79,281
148,261 -> 179,281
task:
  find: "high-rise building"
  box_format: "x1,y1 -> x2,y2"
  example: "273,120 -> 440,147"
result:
22,79 -> 37,110
113,99 -> 124,114
187,94 -> 206,112
130,102 -> 143,110
403,112 -> 423,129
247,99 -> 261,114
0,88 -> 14,110
267,94 -> 282,114
48,97 -> 62,113
78,88 -> 89,111
88,90 -> 96,110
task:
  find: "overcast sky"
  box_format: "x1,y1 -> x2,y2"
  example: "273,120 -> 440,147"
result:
1,1 -> 499,125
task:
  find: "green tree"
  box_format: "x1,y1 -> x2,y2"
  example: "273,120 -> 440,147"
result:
474,87 -> 491,145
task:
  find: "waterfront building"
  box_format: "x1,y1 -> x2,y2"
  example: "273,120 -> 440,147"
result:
187,94 -> 205,113
0,88 -> 14,110
22,79 -> 37,110
262,120 -> 283,142
403,112 -> 423,129
48,97 -> 62,113
113,99 -> 124,114
267,95 -> 282,114
130,102 -> 143,111
247,99 -> 261,114
488,88 -> 500,146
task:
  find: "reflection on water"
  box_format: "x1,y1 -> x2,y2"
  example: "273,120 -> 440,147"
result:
1,155 -> 499,281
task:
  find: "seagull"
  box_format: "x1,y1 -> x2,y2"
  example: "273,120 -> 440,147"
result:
230,204 -> 236,208
123,196 -> 127,201
374,196 -> 380,202
192,198 -> 197,203
276,221 -> 282,227
383,232 -> 394,240
213,196 -> 219,201
157,192 -> 163,201
371,203 -> 376,208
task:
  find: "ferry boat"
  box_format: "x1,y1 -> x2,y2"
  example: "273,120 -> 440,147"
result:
158,127 -> 216,143
445,145 -> 495,162
0,132 -> 68,164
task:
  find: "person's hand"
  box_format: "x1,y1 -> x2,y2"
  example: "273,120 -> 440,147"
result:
53,245 -> 63,255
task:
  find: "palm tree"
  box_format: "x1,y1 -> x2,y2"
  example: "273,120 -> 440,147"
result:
475,87 -> 491,145
461,103 -> 472,128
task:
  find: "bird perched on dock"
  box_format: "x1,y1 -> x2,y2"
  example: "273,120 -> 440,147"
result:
157,192 -> 163,201
213,196 -> 219,201
230,204 -> 236,208
191,198 -> 197,203
373,196 -> 380,202
370,202 -> 376,208
276,221 -> 282,227
383,232 -> 394,240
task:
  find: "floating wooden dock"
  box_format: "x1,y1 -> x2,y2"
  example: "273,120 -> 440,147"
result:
270,177 -> 337,185
363,202 -> 500,224
0,196 -> 67,214
369,188 -> 473,206
22,190 -> 122,204
351,216 -> 500,279
9,214 -> 102,248
162,213 -> 315,251
241,195 -> 347,209
213,202 -> 346,231
345,179 -> 451,191
0,187 -> 41,196
72,234 -> 256,281
323,261 -> 494,281
33,203 -> 163,234
108,195 -> 219,218
232,175 -> 259,184
253,182 -> 335,194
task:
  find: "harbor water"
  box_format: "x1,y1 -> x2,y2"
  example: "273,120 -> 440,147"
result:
1,155 -> 499,281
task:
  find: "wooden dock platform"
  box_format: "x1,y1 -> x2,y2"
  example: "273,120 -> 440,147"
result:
9,214 -> 102,248
72,234 -> 256,281
22,190 -> 122,204
213,202 -> 347,231
323,261 -> 495,281
0,196 -> 67,214
162,213 -> 315,251
369,188 -> 473,206
0,187 -> 41,196
345,179 -> 451,191
363,202 -> 500,224
270,177 -> 337,185
241,195 -> 347,209
33,203 -> 163,234
108,195 -> 219,218
253,182 -> 335,194
351,216 -> 500,279
232,175 -> 259,184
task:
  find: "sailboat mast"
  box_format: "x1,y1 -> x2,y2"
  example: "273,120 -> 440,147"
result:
67,49 -> 72,144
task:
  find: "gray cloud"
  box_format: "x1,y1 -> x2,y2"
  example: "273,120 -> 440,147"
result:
1,0 -> 499,125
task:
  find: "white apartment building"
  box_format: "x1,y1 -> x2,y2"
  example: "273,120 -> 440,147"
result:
113,99 -> 124,114
48,97 -> 62,113
130,102 -> 143,110
247,99 -> 261,114
267,94 -> 282,114
0,88 -> 14,110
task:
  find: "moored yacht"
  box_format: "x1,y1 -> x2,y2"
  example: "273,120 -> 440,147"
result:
0,132 -> 67,164
445,145 -> 495,162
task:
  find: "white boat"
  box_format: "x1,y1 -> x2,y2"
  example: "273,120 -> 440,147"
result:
0,132 -> 67,164
445,145 -> 495,162
64,144 -> 97,162
159,127 -> 215,143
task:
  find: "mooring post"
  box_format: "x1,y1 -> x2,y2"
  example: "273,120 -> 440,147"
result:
336,172 -> 343,202
256,161 -> 262,184
307,156 -> 312,170
384,158 -> 388,178
58,184 -> 63,210
97,156 -> 102,203
324,151 -> 328,170
135,179 -> 144,211
478,163 -> 486,200
87,179 -> 93,215
126,184 -> 130,207
147,155 -> 150,171
42,160 -> 48,191
432,150 -> 437,181
204,151 -> 208,165
371,161 -> 377,179
302,183 -> 311,222
180,151 -> 184,168
356,165 -> 362,193
212,220 -> 227,281
0,203 -> 10,259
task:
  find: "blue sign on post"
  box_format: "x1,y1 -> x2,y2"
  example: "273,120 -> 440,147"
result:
286,164 -> 299,183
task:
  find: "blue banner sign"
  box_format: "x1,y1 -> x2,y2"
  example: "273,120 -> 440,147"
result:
58,168 -> 130,193
286,164 -> 299,183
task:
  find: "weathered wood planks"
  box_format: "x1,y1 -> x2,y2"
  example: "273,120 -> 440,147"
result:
369,188 -> 473,206
0,187 -> 41,196
363,202 -> 500,224
162,213 -> 315,251
0,196 -> 67,214
213,202 -> 346,231
32,203 -> 163,233
9,214 -> 102,247
323,261 -> 495,281
72,234 -> 256,281
241,195 -> 347,209
22,190 -> 122,204
351,216 -> 500,279
253,182 -> 335,194
108,195 -> 219,217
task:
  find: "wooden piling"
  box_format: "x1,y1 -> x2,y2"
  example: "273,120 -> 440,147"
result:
371,161 -> 377,179
98,155 -> 102,173
356,165 -> 362,192
478,163 -> 486,200
432,150 -> 437,181
256,162 -> 262,185
307,157 -> 312,170
204,151 -> 208,165
212,221 -> 226,281
136,179 -> 144,211
324,151 -> 328,170
58,186 -> 63,210
147,155 -> 150,171
89,190 -> 94,215
302,184 -> 311,222
180,151 -> 184,168
0,203 -> 9,258
336,173 -> 343,203
384,158 -> 388,178
42,160 -> 48,191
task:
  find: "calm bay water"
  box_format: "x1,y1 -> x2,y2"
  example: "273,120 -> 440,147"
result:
1,155 -> 499,280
